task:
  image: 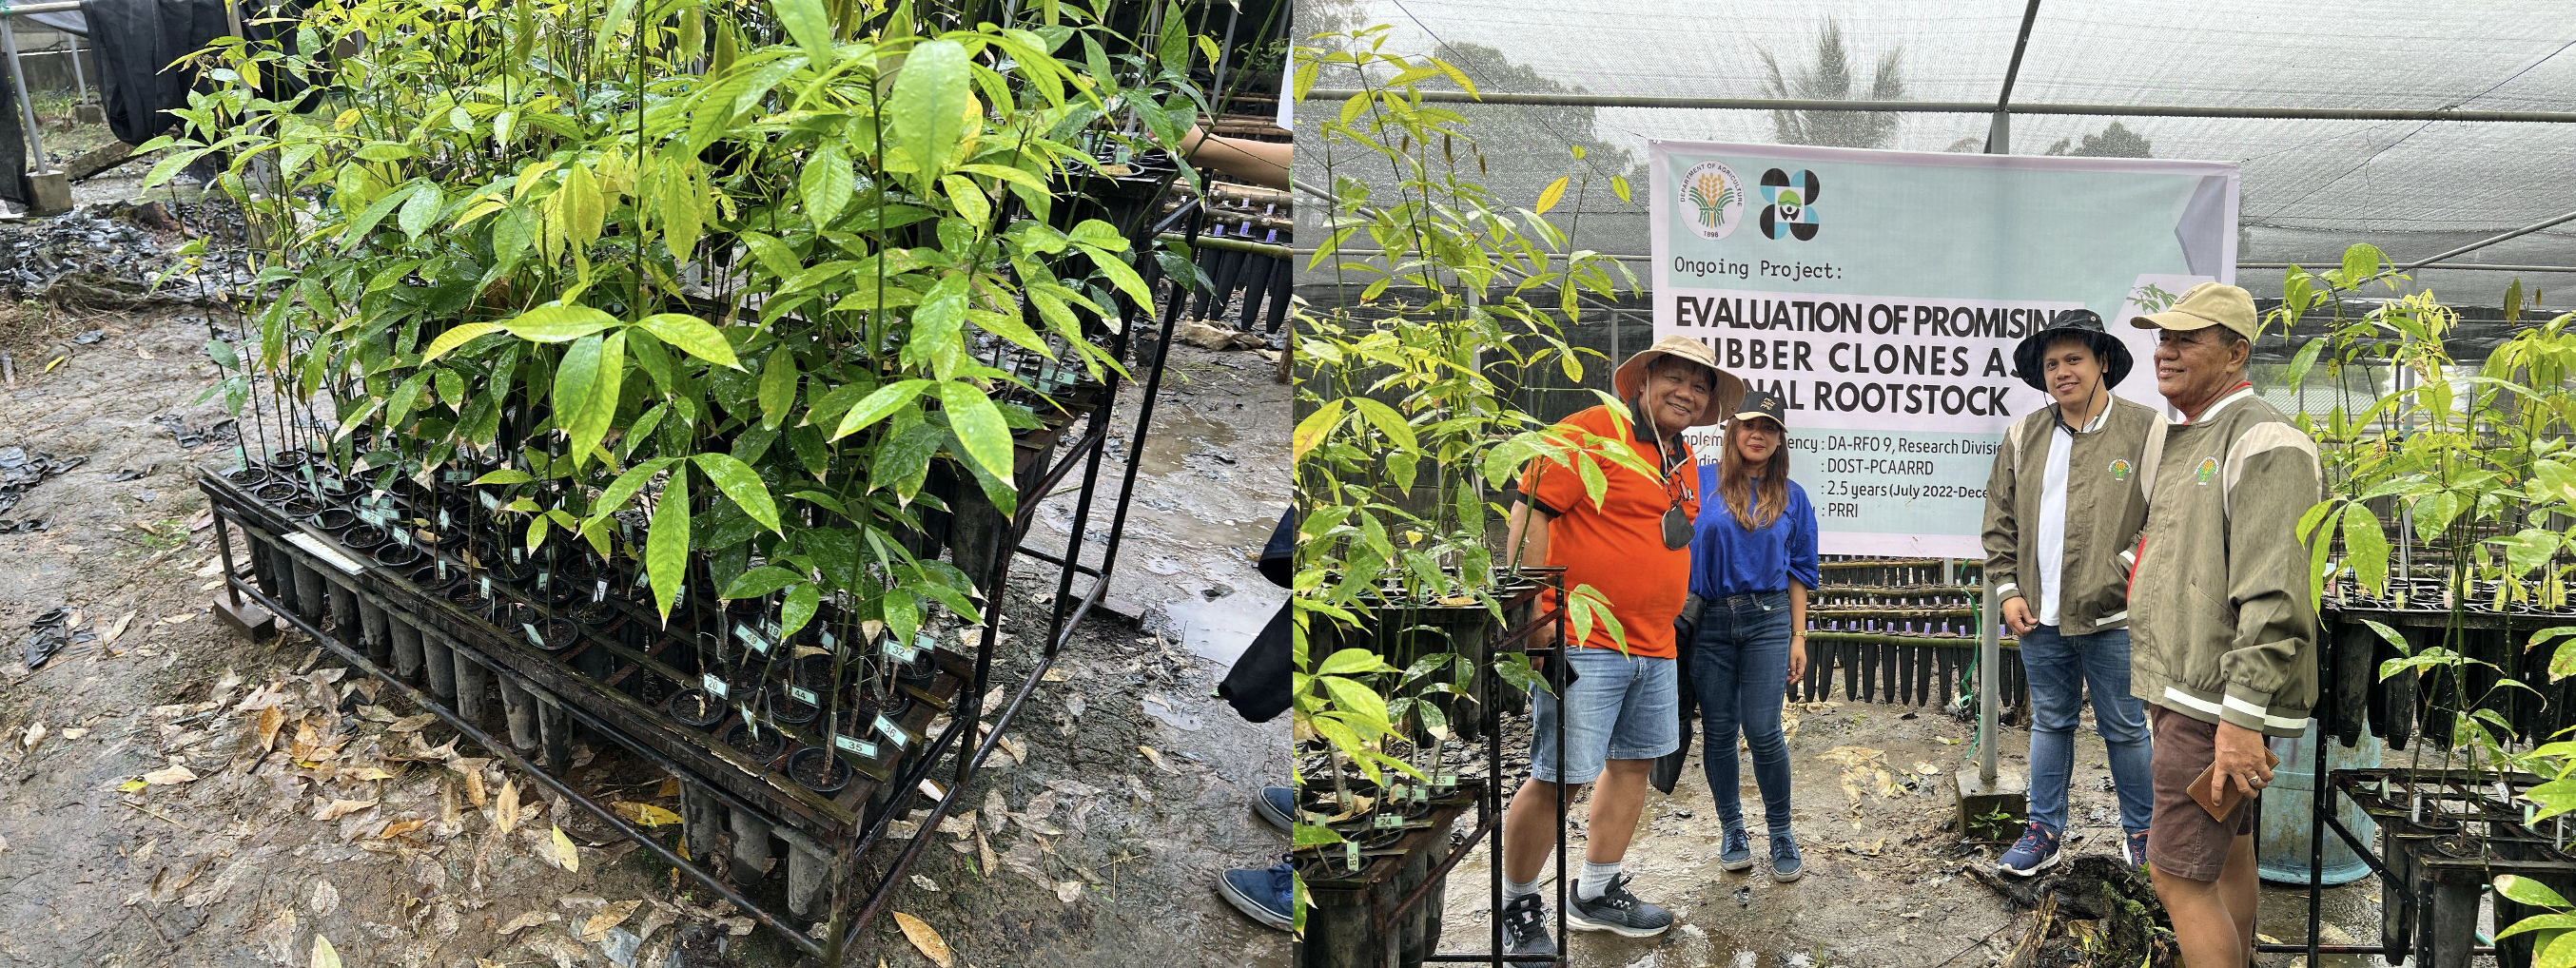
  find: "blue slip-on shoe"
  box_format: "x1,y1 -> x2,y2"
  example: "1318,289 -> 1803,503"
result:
1255,785 -> 1296,833
1770,835 -> 1805,882
1218,859 -> 1294,932
1719,827 -> 1754,872
1501,892 -> 1557,956
1998,822 -> 2062,877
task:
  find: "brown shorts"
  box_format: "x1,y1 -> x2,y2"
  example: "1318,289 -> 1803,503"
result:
2148,706 -> 2258,882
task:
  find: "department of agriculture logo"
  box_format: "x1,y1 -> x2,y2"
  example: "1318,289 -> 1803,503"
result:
2108,458 -> 2133,482
2195,456 -> 2219,486
1760,168 -> 1822,241
1677,161 -> 1744,240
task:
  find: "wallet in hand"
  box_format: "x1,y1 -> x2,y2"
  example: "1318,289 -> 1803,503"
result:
2186,748 -> 2283,822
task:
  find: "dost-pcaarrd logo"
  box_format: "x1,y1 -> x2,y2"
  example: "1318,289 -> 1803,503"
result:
1677,161 -> 1744,241
1760,168 -> 1821,241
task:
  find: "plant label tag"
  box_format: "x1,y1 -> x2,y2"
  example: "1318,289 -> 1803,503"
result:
1374,812 -> 1407,830
480,493 -> 498,509
522,623 -> 544,647
788,685 -> 820,707
594,580 -> 608,602
874,713 -> 908,748
284,532 -> 365,575
820,629 -> 836,649
536,571 -> 550,590
739,710 -> 759,740
635,570 -> 652,589
438,510 -> 450,528
437,560 -> 450,579
703,675 -> 729,699
1344,841 -> 1360,870
445,470 -> 470,483
734,623 -> 770,654
479,576 -> 493,598
393,528 -> 410,546
833,733 -> 878,759
881,637 -> 916,661
512,548 -> 524,564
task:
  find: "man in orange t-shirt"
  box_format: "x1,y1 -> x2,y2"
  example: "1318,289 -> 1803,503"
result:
1493,336 -> 1743,954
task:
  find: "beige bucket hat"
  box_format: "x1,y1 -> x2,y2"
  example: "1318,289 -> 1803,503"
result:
2131,281 -> 2260,342
1611,335 -> 1746,429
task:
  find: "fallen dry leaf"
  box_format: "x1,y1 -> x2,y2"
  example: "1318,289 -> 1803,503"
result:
378,818 -> 427,840
344,765 -> 399,783
579,900 -> 643,941
357,705 -> 400,724
59,727 -> 86,741
496,910 -> 556,935
255,707 -> 284,751
102,611 -> 137,645
309,879 -> 340,916
912,874 -> 940,893
612,801 -> 682,826
310,934 -> 342,968
464,769 -> 488,807
142,764 -> 197,785
1138,745 -> 1178,774
1056,881 -> 1082,904
21,722 -> 43,750
496,780 -> 519,833
892,912 -> 953,967
550,824 -> 579,872
386,713 -> 437,733
313,799 -> 378,822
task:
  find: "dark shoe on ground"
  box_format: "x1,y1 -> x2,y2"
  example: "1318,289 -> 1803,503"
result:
1998,822 -> 2062,877
1770,835 -> 1805,882
1255,785 -> 1296,832
1218,860 -> 1294,932
1501,892 -> 1556,956
2122,828 -> 2150,868
1566,874 -> 1675,938
1719,827 -> 1754,872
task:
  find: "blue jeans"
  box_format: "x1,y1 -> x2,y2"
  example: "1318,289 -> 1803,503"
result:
1691,590 -> 1795,836
1529,646 -> 1680,785
2021,625 -> 2155,835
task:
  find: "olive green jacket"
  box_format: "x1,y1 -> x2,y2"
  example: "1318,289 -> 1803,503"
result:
1981,397 -> 2167,637
2128,385 -> 2324,738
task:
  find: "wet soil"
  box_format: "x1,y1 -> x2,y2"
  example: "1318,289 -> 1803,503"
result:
0,300 -> 1292,965
1439,704 -> 2383,968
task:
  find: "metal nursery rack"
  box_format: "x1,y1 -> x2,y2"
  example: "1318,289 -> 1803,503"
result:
196,203 -> 1208,964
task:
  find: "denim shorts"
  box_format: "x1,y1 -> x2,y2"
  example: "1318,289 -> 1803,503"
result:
1529,645 -> 1680,784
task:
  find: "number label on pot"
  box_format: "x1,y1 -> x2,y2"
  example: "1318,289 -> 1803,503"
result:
445,470 -> 471,483
787,686 -> 820,707
1374,812 -> 1407,830
820,629 -> 836,651
522,623 -> 544,647
833,733 -> 878,759
392,528 -> 410,547
593,580 -> 608,603
733,623 -> 770,654
438,510 -> 450,529
702,675 -> 729,699
1345,841 -> 1360,870
479,576 -> 493,598
874,713 -> 908,748
480,493 -> 498,510
635,570 -> 651,589
881,637 -> 917,662
536,571 -> 550,590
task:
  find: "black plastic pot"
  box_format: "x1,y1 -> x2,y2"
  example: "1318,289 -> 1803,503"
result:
224,465 -> 274,489
372,541 -> 424,570
895,648 -> 938,688
669,687 -> 729,729
766,686 -> 821,727
787,745 -> 852,794
721,720 -> 790,764
946,419 -> 1074,590
340,528 -> 388,555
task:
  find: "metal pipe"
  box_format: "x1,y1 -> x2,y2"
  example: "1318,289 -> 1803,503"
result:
65,33 -> 83,107
1303,247 -> 2576,275
1987,0 -> 2043,152
1300,87 -> 2576,124
0,3 -> 83,16
0,19 -> 45,169
1980,582 -> 1999,784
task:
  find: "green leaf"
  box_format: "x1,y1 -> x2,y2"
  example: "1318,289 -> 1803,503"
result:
1292,823 -> 1343,848
2341,502 -> 2389,595
434,368 -> 464,408
648,470 -> 691,621
397,184 -> 442,240
758,343 -> 798,431
801,142 -> 853,224
2500,876 -> 2573,911
420,322 -> 500,362
888,39 -> 971,185
831,379 -> 929,439
634,313 -> 739,369
2497,912 -> 2576,940
722,565 -> 802,600
552,332 -> 623,469
2340,242 -> 2386,287
1610,175 -> 1631,204
472,469 -> 534,486
2281,336 -> 2326,390
1316,647 -> 1391,677
1317,675 -> 1389,728
386,371 -> 430,427
503,304 -> 620,343
1350,397 -> 1418,452
585,456 -> 676,529
941,174 -> 991,226
780,583 -> 819,640
660,164 -> 701,261
1534,176 -> 1569,216
693,453 -> 782,534
936,380 -> 1013,484
1293,399 -> 1342,463
770,0 -> 834,62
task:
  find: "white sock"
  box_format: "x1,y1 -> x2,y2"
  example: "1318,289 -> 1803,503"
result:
1576,860 -> 1622,900
1503,876 -> 1541,901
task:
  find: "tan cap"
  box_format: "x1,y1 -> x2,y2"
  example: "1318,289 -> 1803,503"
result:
2131,281 -> 2258,342
1612,335 -> 1746,428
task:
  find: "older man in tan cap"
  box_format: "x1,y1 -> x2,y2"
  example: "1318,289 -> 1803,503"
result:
1493,335 -> 1742,955
2126,282 -> 2321,968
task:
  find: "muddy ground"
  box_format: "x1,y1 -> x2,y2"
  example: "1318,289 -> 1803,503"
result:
0,244 -> 1292,968
1439,703 -> 2386,968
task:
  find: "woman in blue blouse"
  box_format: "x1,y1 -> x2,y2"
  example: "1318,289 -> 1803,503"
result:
1687,389 -> 1820,882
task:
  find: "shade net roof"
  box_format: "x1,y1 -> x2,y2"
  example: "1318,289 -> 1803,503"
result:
1292,0 -> 2576,310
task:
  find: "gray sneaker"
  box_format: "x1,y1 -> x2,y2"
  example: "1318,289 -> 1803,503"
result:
1500,892 -> 1556,956
1565,874 -> 1674,938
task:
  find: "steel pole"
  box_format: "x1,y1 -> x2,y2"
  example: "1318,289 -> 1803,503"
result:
63,34 -> 82,106
1299,87 -> 2576,124
1980,582 -> 1999,784
0,19 -> 44,169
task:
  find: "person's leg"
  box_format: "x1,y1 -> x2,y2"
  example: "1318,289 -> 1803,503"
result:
2223,830 -> 2260,965
1504,647 -> 1619,884
2153,863 -> 2244,968
2147,707 -> 2248,968
1691,603 -> 1748,834
2077,629 -> 2156,841
1731,597 -> 1794,839
1567,653 -> 1680,937
2017,625 -> 2081,835
1586,758 -> 1653,863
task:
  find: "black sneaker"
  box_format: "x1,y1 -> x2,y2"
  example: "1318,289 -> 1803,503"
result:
1565,873 -> 1674,938
1500,892 -> 1556,956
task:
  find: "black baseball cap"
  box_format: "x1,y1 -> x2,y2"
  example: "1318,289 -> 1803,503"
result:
1734,389 -> 1787,429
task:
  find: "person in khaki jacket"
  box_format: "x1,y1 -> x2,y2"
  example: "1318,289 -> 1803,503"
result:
1981,309 -> 2166,877
2128,282 -> 2322,968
